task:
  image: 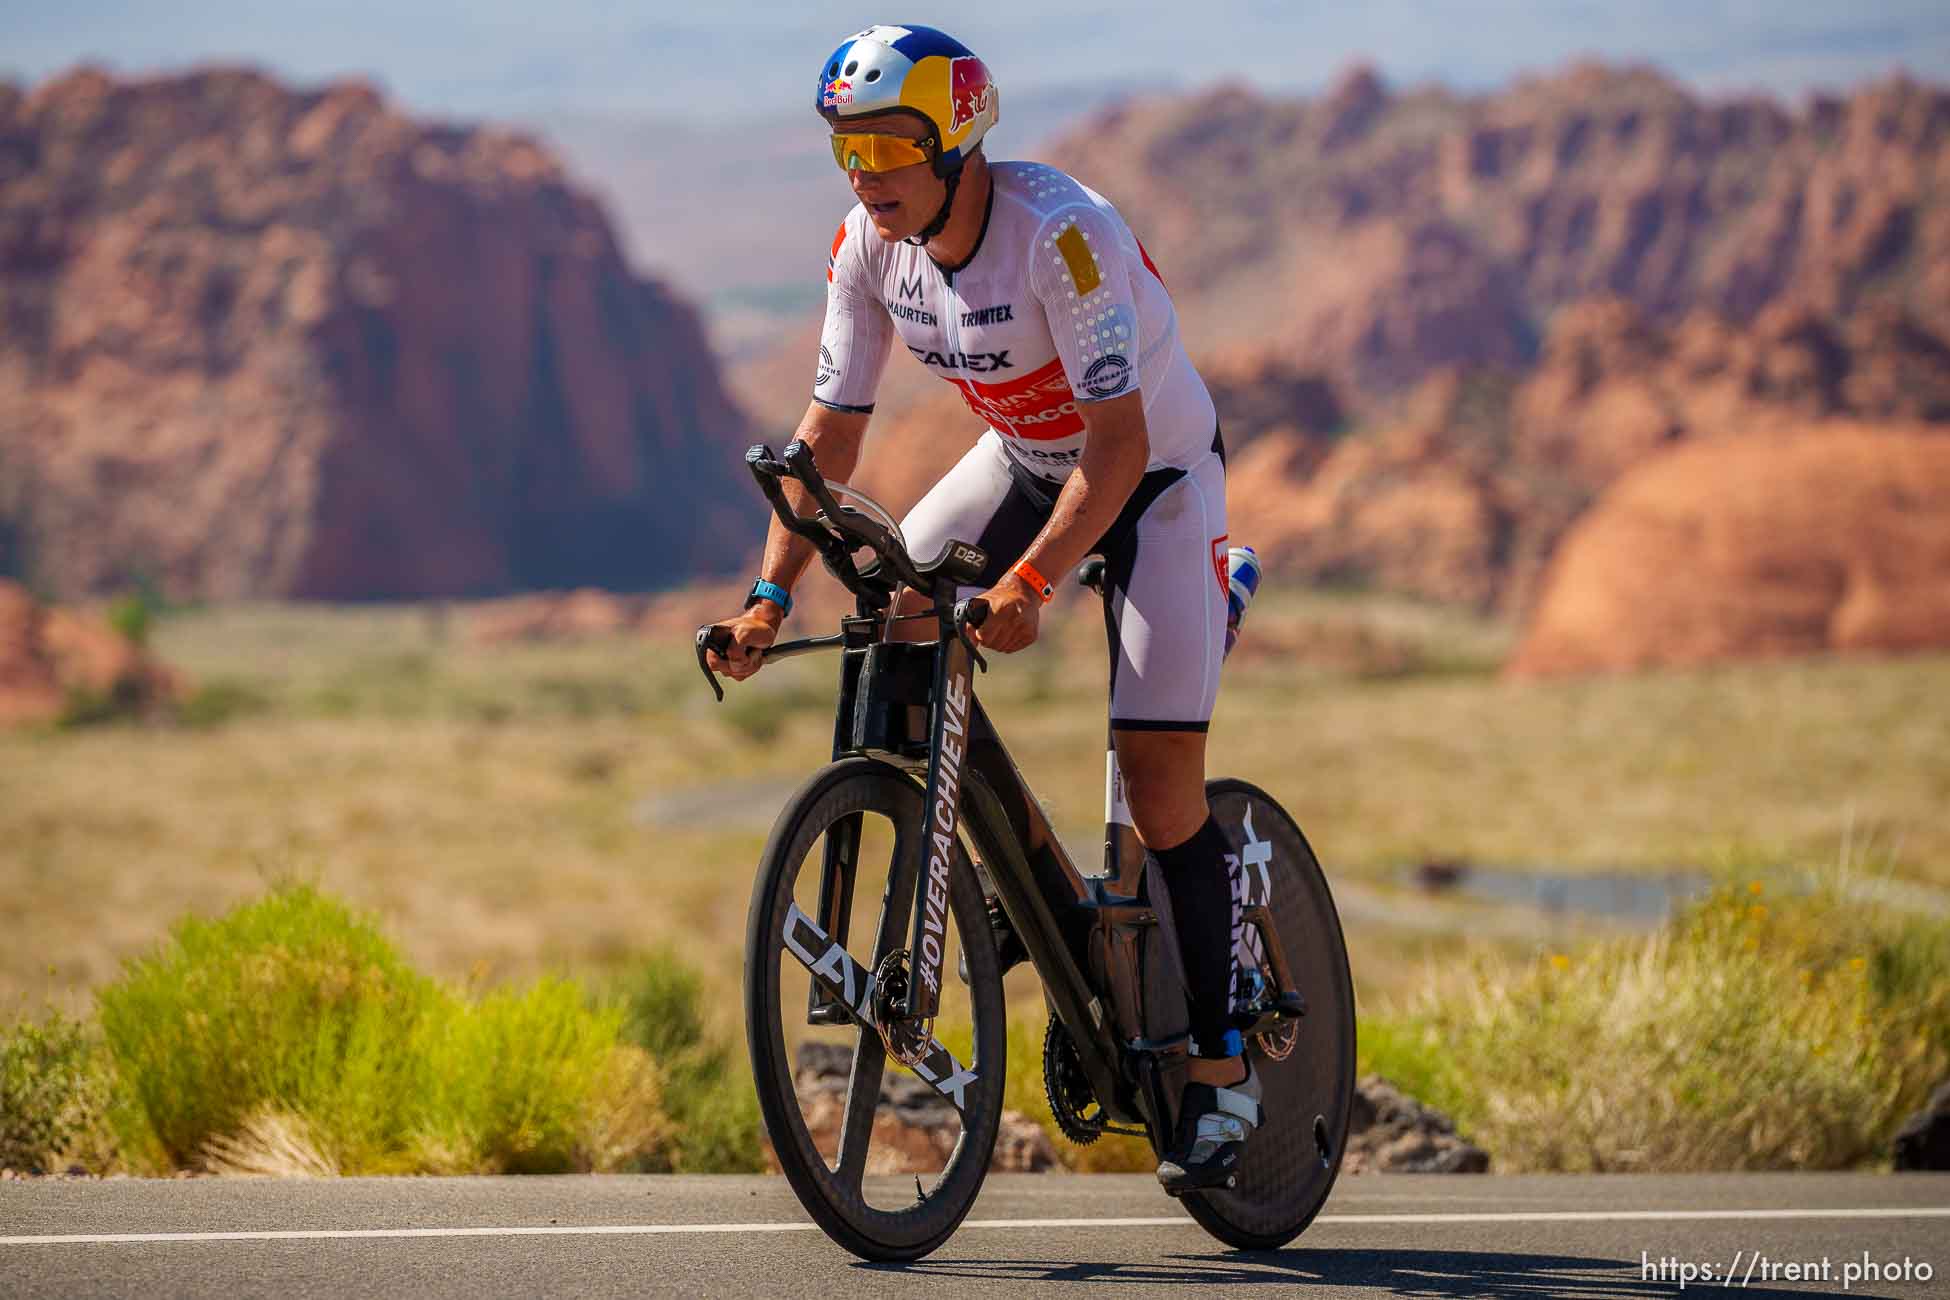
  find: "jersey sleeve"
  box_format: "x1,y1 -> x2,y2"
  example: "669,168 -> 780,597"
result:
1027,201 -> 1142,404
813,211 -> 892,413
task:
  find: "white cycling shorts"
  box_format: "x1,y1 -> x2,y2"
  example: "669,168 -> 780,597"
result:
899,429 -> 1229,731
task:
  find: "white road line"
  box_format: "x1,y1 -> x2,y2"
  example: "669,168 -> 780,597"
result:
4,1206 -> 1948,1247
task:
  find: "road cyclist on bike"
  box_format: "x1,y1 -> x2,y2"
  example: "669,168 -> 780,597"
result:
703,23 -> 1257,1192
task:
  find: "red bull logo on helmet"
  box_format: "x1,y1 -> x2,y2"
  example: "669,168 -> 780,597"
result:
948,56 -> 992,132
822,77 -> 853,108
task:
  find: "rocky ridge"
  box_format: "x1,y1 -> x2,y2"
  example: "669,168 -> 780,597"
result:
1041,64 -> 1949,401
1509,426 -> 1950,675
0,67 -> 757,600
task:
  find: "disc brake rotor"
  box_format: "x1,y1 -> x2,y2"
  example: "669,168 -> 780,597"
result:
871,948 -> 935,1068
1257,1015 -> 1299,1062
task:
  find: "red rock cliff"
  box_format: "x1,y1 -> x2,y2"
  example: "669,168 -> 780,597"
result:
1039,65 -> 1950,402
0,67 -> 756,600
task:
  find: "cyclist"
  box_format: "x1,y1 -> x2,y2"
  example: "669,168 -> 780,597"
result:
704,24 -> 1256,1192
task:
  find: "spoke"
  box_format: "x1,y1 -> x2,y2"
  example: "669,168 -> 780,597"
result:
808,814 -> 861,1020
869,813 -> 919,966
833,1029 -> 887,1191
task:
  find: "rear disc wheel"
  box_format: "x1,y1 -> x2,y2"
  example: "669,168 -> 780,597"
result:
1179,778 -> 1356,1250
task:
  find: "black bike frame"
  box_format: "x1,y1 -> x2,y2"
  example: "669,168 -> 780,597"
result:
699,438 -> 1256,1130
832,627 -> 1145,1126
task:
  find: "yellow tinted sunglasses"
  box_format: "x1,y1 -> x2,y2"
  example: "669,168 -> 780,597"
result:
830,132 -> 936,173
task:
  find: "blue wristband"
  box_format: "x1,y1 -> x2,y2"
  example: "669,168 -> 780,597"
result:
746,578 -> 793,618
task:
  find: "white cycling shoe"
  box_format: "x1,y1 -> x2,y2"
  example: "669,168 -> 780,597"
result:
1156,1057 -> 1262,1195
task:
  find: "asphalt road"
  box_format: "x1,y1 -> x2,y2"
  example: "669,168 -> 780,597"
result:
4,1172 -> 1948,1298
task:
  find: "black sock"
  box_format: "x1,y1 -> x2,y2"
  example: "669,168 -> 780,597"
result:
1151,814 -> 1240,1061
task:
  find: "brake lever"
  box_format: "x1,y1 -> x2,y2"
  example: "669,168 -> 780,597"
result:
694,624 -> 735,702
952,598 -> 990,674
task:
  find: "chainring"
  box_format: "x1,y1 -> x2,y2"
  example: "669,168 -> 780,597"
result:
1042,1018 -> 1106,1145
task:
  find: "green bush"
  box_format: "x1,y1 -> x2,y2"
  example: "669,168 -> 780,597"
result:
1359,870 -> 1950,1171
97,884 -> 440,1171
616,949 -> 762,1171
105,592 -> 155,649
411,979 -> 649,1174
0,1007 -> 111,1173
176,678 -> 274,729
55,681 -> 149,729
96,885 -> 671,1175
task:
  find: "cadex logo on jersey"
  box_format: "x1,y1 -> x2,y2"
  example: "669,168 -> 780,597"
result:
909,346 -> 1013,373
949,57 -> 993,132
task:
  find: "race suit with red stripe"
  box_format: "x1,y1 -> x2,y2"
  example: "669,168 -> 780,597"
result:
813,160 -> 1228,730
813,160 -> 1218,483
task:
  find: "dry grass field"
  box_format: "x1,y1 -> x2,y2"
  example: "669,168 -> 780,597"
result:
5,591 -> 1946,1037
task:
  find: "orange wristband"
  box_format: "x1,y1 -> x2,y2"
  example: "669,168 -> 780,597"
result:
1012,558 -> 1056,604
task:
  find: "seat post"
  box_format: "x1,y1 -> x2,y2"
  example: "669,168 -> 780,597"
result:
1080,556 -> 1146,895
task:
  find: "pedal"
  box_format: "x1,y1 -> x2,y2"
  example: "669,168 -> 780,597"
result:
1277,991 -> 1308,1018
807,1001 -> 852,1026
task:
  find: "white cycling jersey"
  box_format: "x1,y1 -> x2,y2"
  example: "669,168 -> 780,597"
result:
814,160 -> 1218,482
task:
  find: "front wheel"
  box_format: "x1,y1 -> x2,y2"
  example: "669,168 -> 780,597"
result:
744,757 -> 1006,1262
1181,778 -> 1356,1251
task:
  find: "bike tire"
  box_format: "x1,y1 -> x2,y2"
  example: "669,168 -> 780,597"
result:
1181,778 -> 1357,1251
744,756 -> 1006,1262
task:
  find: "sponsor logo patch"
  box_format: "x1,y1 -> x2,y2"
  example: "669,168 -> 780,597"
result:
1055,224 -> 1101,297
815,343 -> 838,389
1082,353 -> 1132,399
909,346 -> 1013,373
821,77 -> 853,108
886,299 -> 938,326
950,356 -> 1084,441
949,56 -> 993,132
960,303 -> 1015,327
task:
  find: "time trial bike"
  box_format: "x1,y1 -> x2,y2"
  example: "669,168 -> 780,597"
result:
695,439 -> 1354,1262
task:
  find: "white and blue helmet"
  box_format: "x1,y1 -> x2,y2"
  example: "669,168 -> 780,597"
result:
816,24 -> 999,178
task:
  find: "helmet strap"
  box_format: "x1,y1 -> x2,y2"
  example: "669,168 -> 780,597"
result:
905,164 -> 962,247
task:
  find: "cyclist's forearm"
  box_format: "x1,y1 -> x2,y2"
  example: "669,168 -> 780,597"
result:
1020,401 -> 1149,583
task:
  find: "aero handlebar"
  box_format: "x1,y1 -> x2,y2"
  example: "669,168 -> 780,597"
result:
694,439 -> 992,701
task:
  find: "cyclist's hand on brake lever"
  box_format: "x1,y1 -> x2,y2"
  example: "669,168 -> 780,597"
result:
705,606 -> 782,681
971,572 -> 1041,653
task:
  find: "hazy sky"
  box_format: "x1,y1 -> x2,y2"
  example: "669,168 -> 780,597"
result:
6,1 -> 1946,123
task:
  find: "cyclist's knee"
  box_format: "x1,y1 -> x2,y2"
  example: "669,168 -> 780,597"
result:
1114,729 -> 1209,849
